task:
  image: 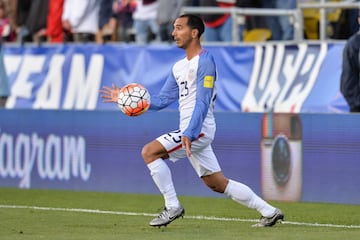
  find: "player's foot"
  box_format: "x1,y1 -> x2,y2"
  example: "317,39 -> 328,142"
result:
252,208 -> 284,227
149,205 -> 185,227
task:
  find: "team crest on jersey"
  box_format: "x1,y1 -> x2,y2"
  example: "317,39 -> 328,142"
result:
188,69 -> 195,81
204,75 -> 214,88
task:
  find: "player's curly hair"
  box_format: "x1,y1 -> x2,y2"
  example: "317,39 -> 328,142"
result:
178,14 -> 205,39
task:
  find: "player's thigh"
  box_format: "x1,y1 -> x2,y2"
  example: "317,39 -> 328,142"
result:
189,144 -> 221,177
156,129 -> 212,162
142,139 -> 168,163
156,129 -> 186,161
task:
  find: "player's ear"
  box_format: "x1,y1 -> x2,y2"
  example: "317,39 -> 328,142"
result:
192,29 -> 199,39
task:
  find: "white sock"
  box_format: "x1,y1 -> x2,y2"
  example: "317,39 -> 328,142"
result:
224,179 -> 276,217
147,159 -> 180,209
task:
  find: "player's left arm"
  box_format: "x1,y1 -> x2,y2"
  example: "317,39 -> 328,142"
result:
183,54 -> 216,141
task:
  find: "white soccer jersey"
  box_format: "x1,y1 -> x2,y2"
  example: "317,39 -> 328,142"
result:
150,49 -> 217,141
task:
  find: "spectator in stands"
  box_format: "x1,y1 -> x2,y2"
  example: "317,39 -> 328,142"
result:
62,0 -> 100,43
132,0 -> 159,44
46,0 -> 64,43
98,0 -> 115,43
262,0 -> 296,40
199,0 -> 237,42
112,0 -> 137,42
333,8 -> 359,40
0,0 -> 9,107
22,0 -> 49,43
5,0 -> 16,37
237,0 -> 266,39
184,0 -> 199,6
157,0 -> 185,42
0,0 -> 14,42
8,0 -> 49,44
10,0 -> 48,43
340,14 -> 360,113
11,0 -> 31,43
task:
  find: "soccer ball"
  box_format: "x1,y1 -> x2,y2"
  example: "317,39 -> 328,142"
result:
117,83 -> 151,116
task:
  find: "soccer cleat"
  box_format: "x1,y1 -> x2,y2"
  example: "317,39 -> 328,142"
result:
149,205 -> 185,227
252,208 -> 284,227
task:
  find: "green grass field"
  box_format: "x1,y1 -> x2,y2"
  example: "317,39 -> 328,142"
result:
1,188 -> 359,240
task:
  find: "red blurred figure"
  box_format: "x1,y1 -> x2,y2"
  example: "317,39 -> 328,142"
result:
46,0 -> 64,43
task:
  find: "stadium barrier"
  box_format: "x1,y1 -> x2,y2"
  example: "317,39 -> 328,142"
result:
182,2 -> 360,42
298,1 -> 360,41
182,6 -> 300,43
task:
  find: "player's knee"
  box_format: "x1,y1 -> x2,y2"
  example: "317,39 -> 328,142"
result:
141,143 -> 152,164
203,180 -> 226,193
207,184 -> 225,193
202,174 -> 228,193
142,140 -> 169,164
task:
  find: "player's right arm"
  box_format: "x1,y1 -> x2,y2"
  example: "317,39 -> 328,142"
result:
100,69 -> 179,109
149,70 -> 179,110
100,83 -> 121,103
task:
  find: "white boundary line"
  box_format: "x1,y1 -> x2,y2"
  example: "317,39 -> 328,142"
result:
1,204 -> 360,229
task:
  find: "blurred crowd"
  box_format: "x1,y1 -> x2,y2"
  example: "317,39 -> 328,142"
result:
0,0 -> 358,44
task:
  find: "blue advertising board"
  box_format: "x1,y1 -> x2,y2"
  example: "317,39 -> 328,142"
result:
2,42 -> 348,113
0,109 -> 359,204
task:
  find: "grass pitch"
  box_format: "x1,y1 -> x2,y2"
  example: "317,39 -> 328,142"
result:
0,188 -> 359,240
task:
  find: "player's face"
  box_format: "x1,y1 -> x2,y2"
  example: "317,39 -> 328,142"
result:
172,17 -> 194,49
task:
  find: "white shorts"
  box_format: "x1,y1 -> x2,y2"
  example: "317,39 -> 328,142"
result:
156,129 -> 221,177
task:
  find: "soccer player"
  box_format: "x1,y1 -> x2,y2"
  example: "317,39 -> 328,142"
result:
100,14 -> 284,228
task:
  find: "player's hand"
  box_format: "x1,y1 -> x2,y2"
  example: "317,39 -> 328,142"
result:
100,83 -> 121,103
182,135 -> 192,157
